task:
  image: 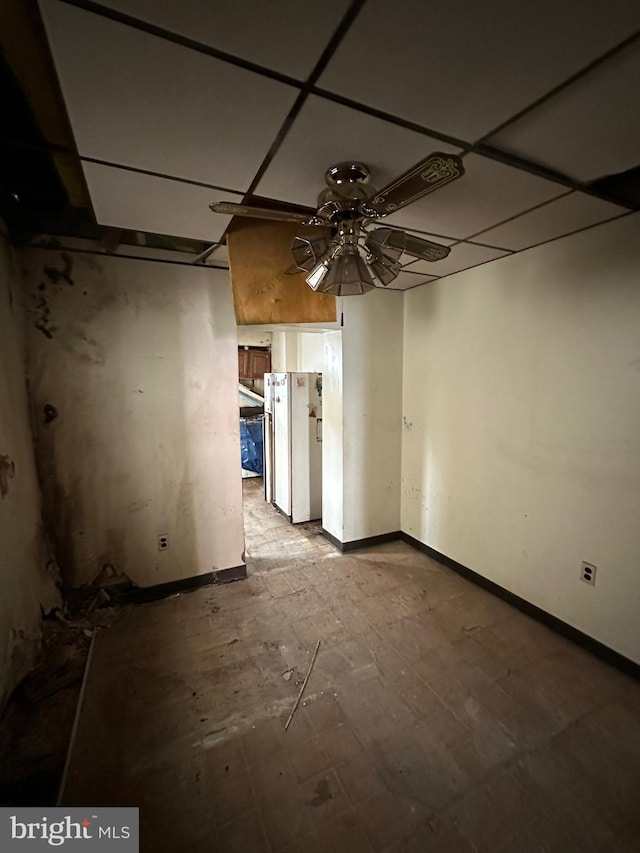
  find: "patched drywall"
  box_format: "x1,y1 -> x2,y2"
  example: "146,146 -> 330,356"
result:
402,213 -> 640,663
21,249 -> 245,589
0,234 -> 59,708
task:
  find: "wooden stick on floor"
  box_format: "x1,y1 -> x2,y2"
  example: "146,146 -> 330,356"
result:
56,632 -> 96,805
285,639 -> 321,731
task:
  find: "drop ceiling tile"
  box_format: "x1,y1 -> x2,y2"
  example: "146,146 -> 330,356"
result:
386,271 -> 439,291
487,40 -> 640,182
404,242 -> 511,277
82,162 -> 242,242
384,154 -> 567,238
40,0 -> 298,190
472,191 -> 628,251
318,0 -> 640,142
96,0 -> 350,80
256,95 -> 461,208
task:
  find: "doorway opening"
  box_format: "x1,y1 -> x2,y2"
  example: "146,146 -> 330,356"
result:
236,330 -> 327,572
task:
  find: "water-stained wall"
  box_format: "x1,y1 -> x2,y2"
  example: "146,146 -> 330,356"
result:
21,248 -> 245,589
0,234 -> 59,708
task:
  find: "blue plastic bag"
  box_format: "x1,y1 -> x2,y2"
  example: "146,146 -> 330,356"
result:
240,416 -> 264,476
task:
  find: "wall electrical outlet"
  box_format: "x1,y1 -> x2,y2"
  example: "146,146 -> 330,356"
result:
581,561 -> 597,585
158,534 -> 169,551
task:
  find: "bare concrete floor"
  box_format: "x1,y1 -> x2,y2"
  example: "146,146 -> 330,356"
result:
63,479 -> 640,851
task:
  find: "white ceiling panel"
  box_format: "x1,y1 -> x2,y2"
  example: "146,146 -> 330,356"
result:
96,0 -> 350,80
473,192 -> 628,251
40,0 -> 298,191
487,41 -> 640,182
256,95 -> 461,208
82,162 -> 242,242
384,154 -> 567,239
318,0 -> 640,142
387,271 -> 438,291
403,242 -> 511,277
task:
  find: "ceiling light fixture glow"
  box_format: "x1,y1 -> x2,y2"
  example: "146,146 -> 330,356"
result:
305,261 -> 331,291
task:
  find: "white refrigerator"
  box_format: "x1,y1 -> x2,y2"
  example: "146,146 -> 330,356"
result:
263,372 -> 322,523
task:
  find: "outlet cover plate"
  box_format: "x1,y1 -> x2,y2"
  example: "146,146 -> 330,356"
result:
581,561 -> 597,585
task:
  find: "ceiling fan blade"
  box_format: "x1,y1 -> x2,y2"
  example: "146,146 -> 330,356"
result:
367,228 -> 450,262
209,201 -> 314,224
403,233 -> 451,262
363,153 -> 464,217
364,228 -> 402,285
365,227 -> 405,261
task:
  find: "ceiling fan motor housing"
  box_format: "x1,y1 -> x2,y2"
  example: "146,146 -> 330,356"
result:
317,161 -> 378,223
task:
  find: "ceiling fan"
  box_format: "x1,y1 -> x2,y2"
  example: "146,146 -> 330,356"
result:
208,152 -> 464,296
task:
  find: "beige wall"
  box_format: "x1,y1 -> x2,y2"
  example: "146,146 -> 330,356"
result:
342,290 -> 404,541
271,330 -> 325,373
270,331 -> 298,373
236,329 -> 272,347
321,291 -> 404,543
0,235 -> 59,708
21,249 -> 245,589
297,333 -> 324,373
402,213 -> 640,663
322,331 -> 344,539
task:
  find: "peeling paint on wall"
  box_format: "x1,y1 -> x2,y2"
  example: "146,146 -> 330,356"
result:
30,253 -> 77,338
0,454 -> 16,498
33,290 -> 55,338
43,404 -> 58,424
1,236 -> 61,707
44,252 -> 74,287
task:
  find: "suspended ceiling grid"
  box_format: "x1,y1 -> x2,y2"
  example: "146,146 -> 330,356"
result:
38,0 -> 640,289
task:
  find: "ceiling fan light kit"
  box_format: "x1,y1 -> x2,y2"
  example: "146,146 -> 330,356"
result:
291,233 -> 331,272
307,245 -> 376,296
209,153 -> 465,296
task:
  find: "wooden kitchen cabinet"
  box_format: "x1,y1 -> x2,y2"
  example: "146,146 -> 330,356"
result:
238,347 -> 271,379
